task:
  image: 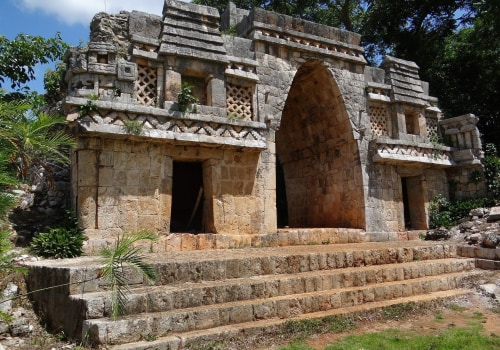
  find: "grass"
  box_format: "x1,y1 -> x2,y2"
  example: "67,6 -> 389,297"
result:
380,302 -> 417,320
324,325 -> 500,350
279,342 -> 315,350
278,302 -> 500,350
276,324 -> 500,350
446,303 -> 468,312
434,311 -> 445,322
282,315 -> 357,340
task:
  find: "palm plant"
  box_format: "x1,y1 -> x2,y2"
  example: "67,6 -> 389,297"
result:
98,230 -> 157,320
0,100 -> 74,183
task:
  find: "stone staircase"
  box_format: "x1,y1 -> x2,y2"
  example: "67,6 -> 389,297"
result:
458,244 -> 500,270
26,240 -> 479,349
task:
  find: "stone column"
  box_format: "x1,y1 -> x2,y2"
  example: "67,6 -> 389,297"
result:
158,155 -> 173,233
203,159 -> 220,233
76,149 -> 98,231
164,68 -> 181,102
263,142 -> 277,232
208,76 -> 226,108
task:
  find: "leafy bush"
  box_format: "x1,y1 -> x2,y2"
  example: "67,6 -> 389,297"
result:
429,194 -> 453,228
448,197 -> 494,223
177,82 -> 198,113
30,227 -> 84,259
429,194 -> 494,229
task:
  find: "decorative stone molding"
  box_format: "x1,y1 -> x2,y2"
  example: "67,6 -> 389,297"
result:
440,114 -> 482,151
66,97 -> 266,149
372,139 -> 454,166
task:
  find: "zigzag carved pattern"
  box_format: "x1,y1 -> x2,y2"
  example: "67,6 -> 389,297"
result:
377,143 -> 451,161
92,111 -> 264,142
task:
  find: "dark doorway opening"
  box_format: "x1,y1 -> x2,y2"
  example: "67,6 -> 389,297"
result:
171,161 -> 204,233
401,177 -> 411,229
276,157 -> 289,228
401,176 -> 427,230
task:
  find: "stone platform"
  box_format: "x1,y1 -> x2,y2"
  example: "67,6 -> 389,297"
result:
84,228 -> 422,254
25,240 -> 479,349
458,245 -> 500,270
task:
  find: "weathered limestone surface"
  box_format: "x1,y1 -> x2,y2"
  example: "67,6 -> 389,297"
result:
25,240 -> 477,347
63,0 -> 485,249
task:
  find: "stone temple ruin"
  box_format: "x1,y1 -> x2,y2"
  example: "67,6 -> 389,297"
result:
63,0 -> 485,252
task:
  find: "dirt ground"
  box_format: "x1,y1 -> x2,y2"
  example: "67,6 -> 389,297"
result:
305,283 -> 500,350
1,270 -> 499,350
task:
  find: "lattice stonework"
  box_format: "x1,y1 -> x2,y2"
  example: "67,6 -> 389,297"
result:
226,83 -> 253,121
426,113 -> 439,138
136,65 -> 157,106
369,105 -> 389,136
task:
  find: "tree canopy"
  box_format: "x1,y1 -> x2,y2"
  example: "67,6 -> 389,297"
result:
0,33 -> 68,91
0,32 -> 72,207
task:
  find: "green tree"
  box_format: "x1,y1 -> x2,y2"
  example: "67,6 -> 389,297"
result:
0,32 -> 71,257
360,0 -> 473,64
0,33 -> 68,91
194,0 -> 366,30
426,1 -> 500,147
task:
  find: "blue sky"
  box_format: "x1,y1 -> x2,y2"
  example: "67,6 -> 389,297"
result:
1,0 -> 167,92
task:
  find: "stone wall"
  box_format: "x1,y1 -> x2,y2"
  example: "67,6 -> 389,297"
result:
73,135 -> 267,247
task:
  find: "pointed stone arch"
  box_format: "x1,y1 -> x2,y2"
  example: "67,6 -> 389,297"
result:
276,61 -> 365,229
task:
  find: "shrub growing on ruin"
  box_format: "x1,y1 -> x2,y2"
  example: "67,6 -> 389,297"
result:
30,227 -> 84,259
429,195 -> 494,229
177,82 -> 198,113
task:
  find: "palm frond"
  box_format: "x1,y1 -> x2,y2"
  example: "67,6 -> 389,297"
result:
98,230 -> 157,320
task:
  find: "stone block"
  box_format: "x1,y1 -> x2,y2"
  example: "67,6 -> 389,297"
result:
117,62 -> 137,81
166,234 -> 181,251
228,304 -> 253,324
487,206 -> 500,222
197,234 -> 215,250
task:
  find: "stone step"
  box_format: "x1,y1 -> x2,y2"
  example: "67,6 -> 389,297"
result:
109,288 -> 471,350
82,271 -> 474,345
28,241 -> 457,296
76,258 -> 475,319
24,241 -> 466,343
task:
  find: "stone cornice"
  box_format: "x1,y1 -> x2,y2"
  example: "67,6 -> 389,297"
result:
65,97 -> 267,150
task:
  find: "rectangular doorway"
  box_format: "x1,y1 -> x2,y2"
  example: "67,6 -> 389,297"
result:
171,161 -> 204,233
401,176 -> 427,230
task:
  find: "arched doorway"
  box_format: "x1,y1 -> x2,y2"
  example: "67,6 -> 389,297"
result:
276,61 -> 365,229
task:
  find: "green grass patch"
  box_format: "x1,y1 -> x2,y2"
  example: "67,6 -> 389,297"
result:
434,311 -> 445,322
324,324 -> 500,350
468,311 -> 485,319
446,303 -> 468,312
279,342 -> 315,350
282,315 -> 357,339
380,302 -> 416,320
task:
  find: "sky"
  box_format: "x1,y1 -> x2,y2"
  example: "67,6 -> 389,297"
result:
0,0 -> 169,92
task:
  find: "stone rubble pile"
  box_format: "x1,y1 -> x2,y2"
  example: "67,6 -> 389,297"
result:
426,206 -> 500,249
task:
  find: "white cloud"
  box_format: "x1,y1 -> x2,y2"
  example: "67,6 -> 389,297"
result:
16,0 -> 166,26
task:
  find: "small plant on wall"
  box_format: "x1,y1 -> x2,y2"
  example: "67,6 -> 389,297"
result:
177,82 -> 198,113
78,93 -> 98,116
227,112 -> 242,121
123,120 -> 143,136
